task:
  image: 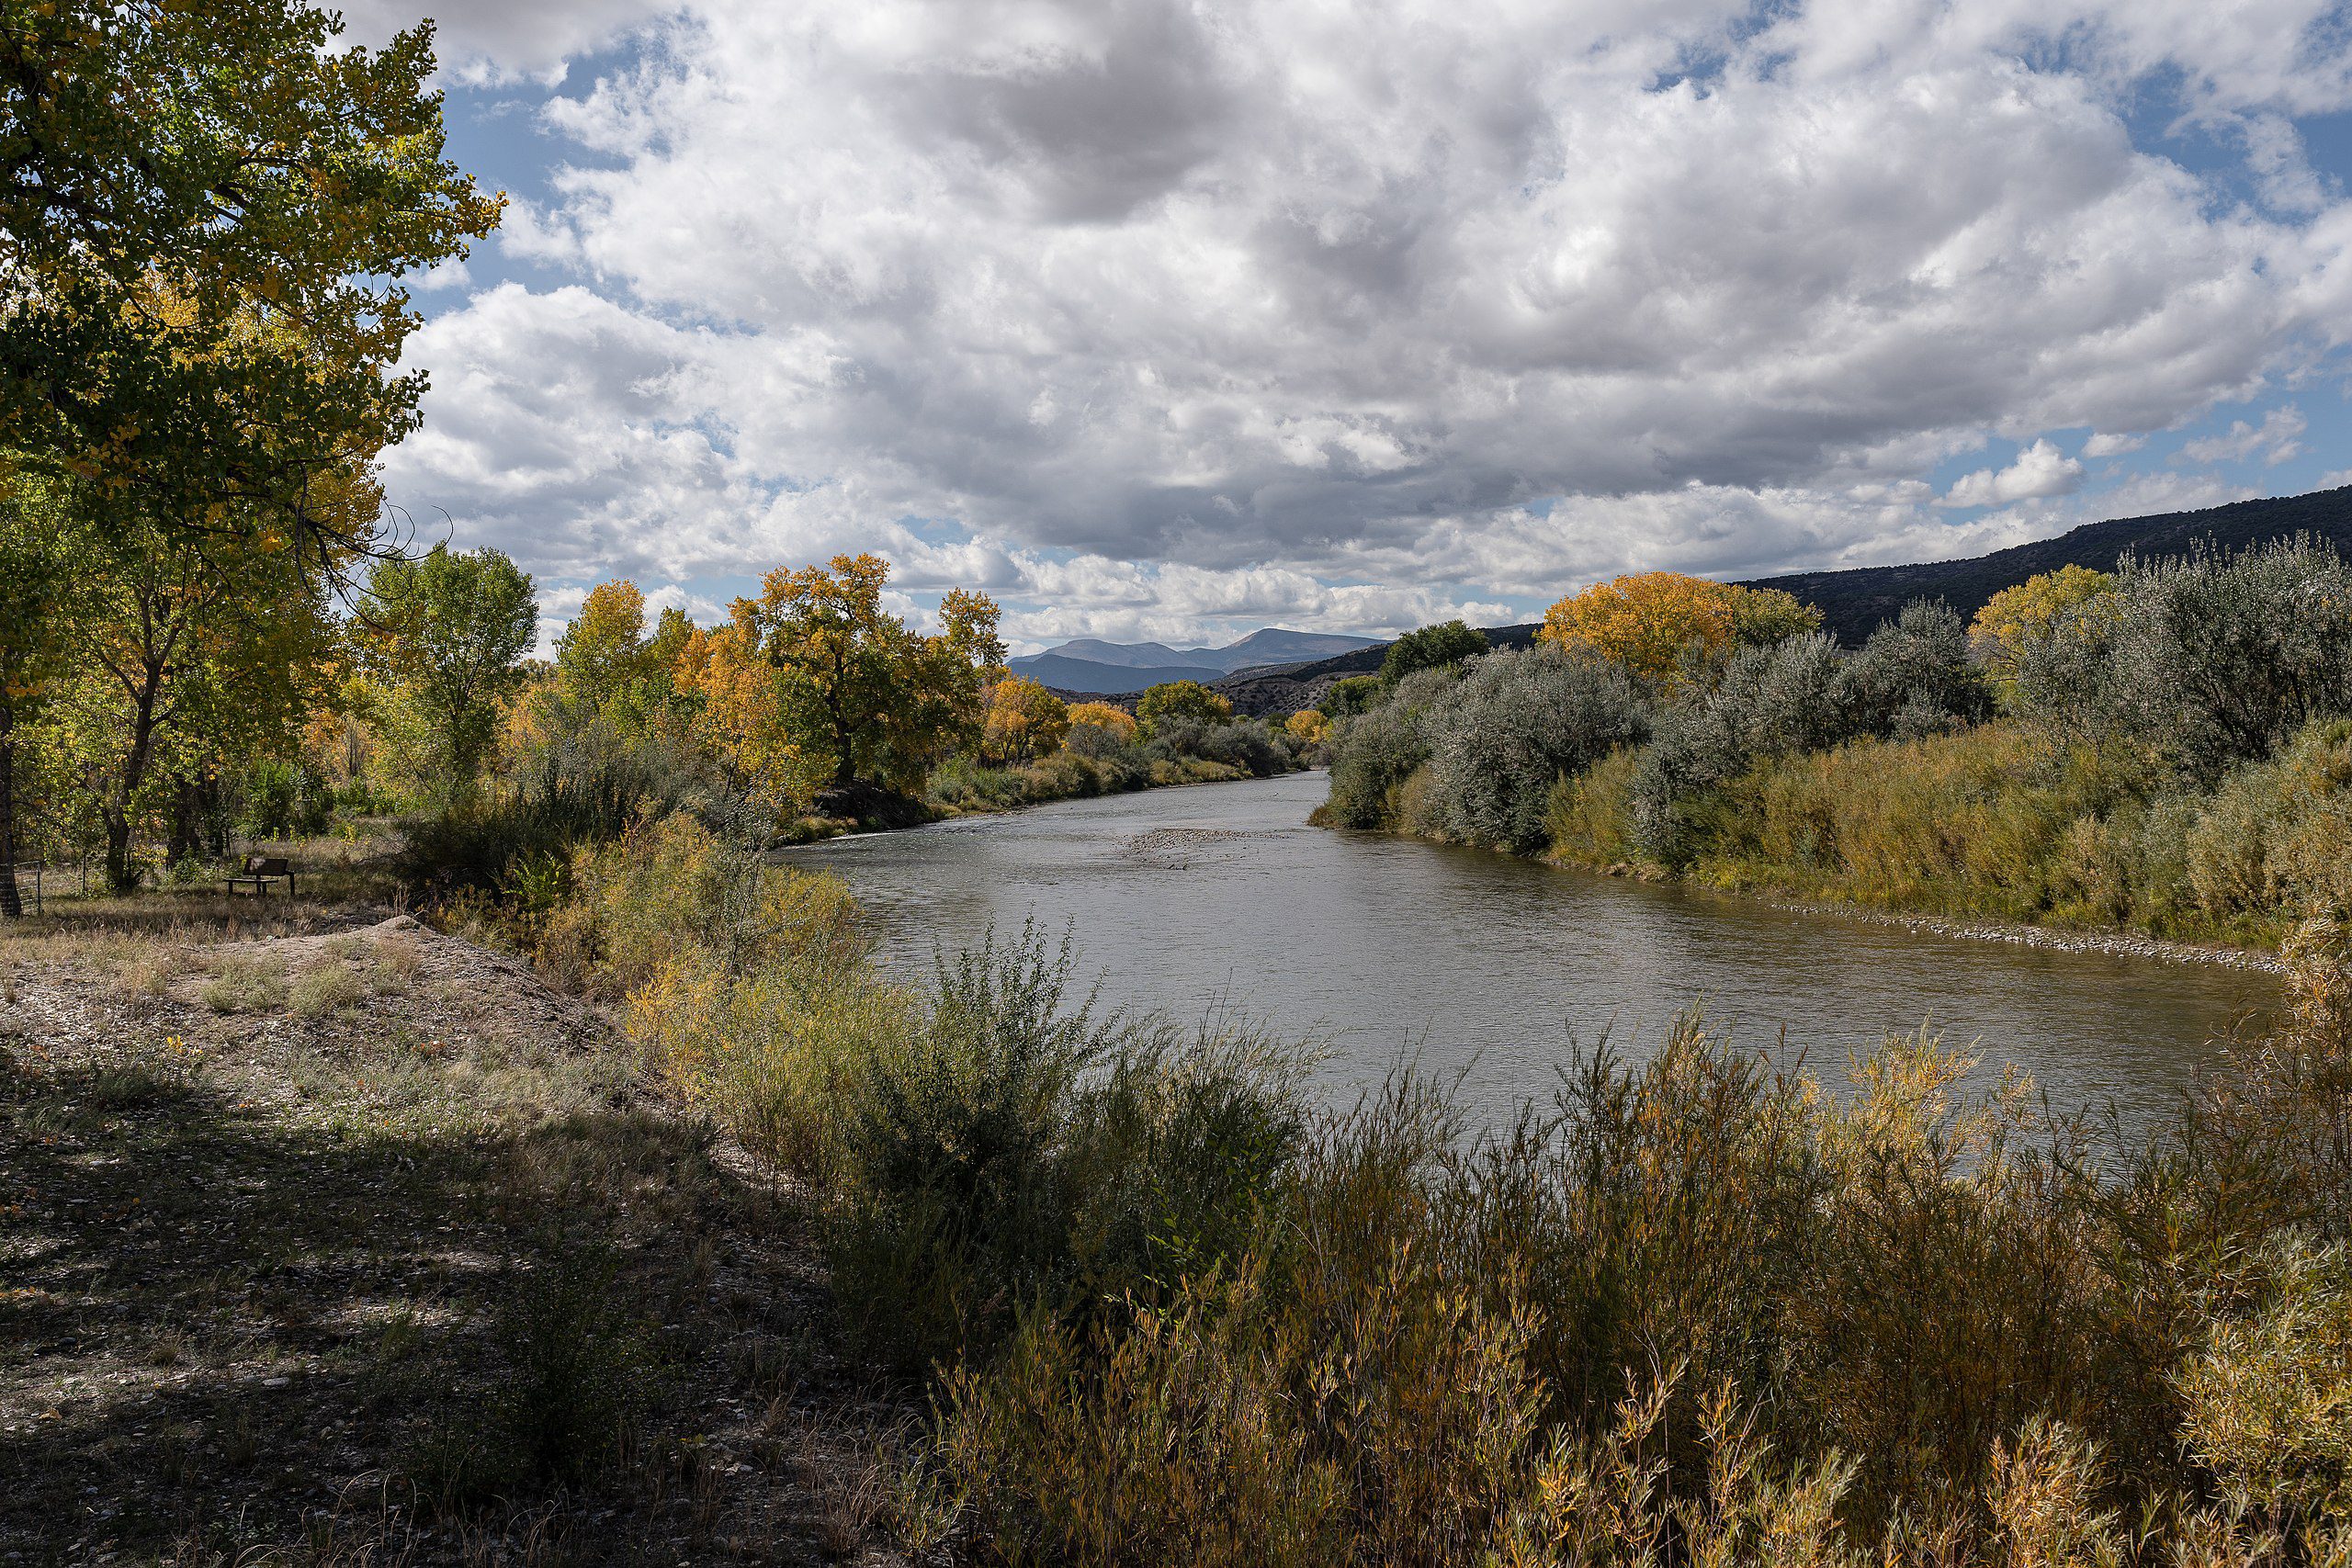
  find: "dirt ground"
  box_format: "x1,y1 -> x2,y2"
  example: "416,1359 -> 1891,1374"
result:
0,896 -> 924,1566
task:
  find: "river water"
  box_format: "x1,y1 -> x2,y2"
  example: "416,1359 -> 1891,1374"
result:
786,772 -> 2278,1127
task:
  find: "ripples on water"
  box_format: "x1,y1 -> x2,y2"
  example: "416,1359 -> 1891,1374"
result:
786,772 -> 2278,1129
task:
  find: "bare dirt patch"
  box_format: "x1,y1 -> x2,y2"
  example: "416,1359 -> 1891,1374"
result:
0,905 -> 916,1564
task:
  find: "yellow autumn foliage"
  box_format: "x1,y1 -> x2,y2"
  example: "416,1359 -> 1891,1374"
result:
1539,571 -> 1819,688
1067,701 -> 1138,742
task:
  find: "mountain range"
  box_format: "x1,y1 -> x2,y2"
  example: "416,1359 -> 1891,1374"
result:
1008,628 -> 1380,694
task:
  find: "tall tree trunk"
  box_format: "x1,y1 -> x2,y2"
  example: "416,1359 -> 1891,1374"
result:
105,661 -> 164,894
167,773 -> 202,865
0,695 -> 20,920
203,773 -> 229,859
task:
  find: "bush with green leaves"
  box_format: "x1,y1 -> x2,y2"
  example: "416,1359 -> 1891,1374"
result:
1420,645 -> 1648,852
1379,619 -> 1487,682
1843,600 -> 1991,738
829,925 -> 1310,1371
1189,720 -> 1291,778
2018,538 -> 2352,779
1628,633 -> 1854,862
237,755 -> 334,840
1319,666 -> 1461,829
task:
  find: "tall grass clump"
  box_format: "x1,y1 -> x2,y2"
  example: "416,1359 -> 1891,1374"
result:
828,924 -> 1313,1372
540,816 -> 900,1182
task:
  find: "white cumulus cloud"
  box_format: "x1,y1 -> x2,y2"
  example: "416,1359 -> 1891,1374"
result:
2178,404 -> 2310,465
378,0 -> 2352,635
1939,440 -> 2090,508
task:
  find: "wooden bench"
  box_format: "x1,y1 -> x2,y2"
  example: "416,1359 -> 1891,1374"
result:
225,855 -> 295,897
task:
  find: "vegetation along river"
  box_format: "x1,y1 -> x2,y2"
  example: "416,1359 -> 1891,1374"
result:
788,772 -> 2279,1127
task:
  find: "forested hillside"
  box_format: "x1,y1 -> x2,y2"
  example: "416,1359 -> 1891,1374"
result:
1747,486 -> 2352,642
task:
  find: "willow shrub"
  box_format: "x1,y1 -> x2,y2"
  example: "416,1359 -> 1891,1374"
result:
1420,645 -> 1647,853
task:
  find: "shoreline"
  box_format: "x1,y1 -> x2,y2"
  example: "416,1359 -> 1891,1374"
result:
1537,855 -> 2287,975
776,761 -> 1316,850
1747,894 -> 2287,974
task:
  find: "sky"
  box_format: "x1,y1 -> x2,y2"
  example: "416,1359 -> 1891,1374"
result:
338,0 -> 2352,656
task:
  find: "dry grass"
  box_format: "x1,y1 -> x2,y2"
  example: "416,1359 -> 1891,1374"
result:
0,893 -> 913,1565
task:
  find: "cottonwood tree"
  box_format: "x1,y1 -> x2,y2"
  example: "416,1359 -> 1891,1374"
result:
1380,620 -> 1487,682
675,608 -> 811,809
983,678 -> 1069,761
1540,573 -> 1819,691
0,1 -> 501,568
1136,681 -> 1232,733
40,471 -> 355,891
359,545 -> 537,789
752,555 -> 1003,792
1969,565 -> 2116,690
0,473 -> 90,914
549,582 -> 696,737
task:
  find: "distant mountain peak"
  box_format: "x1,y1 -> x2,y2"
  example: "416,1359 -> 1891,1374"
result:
1010,626 -> 1380,682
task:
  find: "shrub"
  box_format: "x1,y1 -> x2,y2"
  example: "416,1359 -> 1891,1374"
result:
239,756 -> 334,840
1379,619 -> 1486,682
1420,645 -> 1648,852
926,933 -> 2352,1562
538,813 -> 868,1003
1319,666 -> 1458,829
1190,721 -> 1288,778
1843,600 -> 1991,738
2170,1233 -> 2352,1523
397,739 -> 702,897
2018,538 -> 2352,779
829,925 -> 1308,1371
495,1243 -> 653,1487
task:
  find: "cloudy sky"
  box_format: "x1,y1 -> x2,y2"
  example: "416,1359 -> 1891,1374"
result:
343,0 -> 2352,654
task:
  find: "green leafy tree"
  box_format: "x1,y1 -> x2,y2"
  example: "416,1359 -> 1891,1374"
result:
40,479 -> 350,890
0,474 -> 91,914
0,2 -> 503,564
1318,674 -> 1386,720
361,545 -> 537,788
752,554 -> 1004,792
1380,620 -> 1487,682
555,580 -> 661,717
1136,680 -> 1233,735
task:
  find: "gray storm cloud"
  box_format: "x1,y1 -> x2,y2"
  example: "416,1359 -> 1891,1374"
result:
377,0 -> 2352,637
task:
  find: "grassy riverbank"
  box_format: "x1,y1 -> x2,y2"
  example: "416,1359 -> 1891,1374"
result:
1540,716 -> 2352,954
924,745 -> 1288,818
9,815 -> 2350,1562
503,820 -> 2352,1562
1322,545 -> 2352,958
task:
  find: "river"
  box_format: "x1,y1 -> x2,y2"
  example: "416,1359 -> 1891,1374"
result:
786,772 -> 2278,1126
